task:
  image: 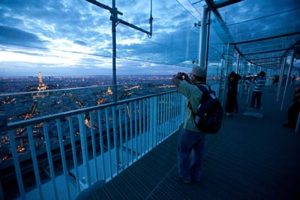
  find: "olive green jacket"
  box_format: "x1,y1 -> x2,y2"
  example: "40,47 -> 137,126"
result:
178,80 -> 205,133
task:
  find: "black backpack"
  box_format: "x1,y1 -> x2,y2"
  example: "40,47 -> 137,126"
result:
193,84 -> 223,134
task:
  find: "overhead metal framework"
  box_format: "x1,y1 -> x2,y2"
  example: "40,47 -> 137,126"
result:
231,31 -> 300,45
202,0 -> 300,69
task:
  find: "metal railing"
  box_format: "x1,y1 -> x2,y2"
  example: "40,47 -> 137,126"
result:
1,90 -> 185,200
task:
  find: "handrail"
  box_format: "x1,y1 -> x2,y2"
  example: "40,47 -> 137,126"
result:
2,88 -> 185,199
0,84 -> 111,97
0,83 -> 159,97
6,90 -> 177,130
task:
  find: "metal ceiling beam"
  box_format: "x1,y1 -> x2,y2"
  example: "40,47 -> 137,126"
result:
204,0 -> 277,68
243,48 -> 288,56
248,56 -> 281,61
231,31 -> 300,45
254,62 -> 280,65
204,0 -> 298,70
282,39 -> 300,57
214,0 -> 242,9
204,0 -> 222,20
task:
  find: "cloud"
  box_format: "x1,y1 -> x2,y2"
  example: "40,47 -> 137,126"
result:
0,0 -> 200,76
0,25 -> 45,47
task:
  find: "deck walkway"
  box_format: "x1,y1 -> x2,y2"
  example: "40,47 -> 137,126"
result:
77,86 -> 300,200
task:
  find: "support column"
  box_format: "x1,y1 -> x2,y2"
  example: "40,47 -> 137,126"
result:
221,43 -> 230,107
277,57 -> 286,102
236,54 -> 240,74
281,51 -> 296,110
198,7 -> 209,69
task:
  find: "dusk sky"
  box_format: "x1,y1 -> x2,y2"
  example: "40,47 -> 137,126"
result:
0,0 -> 299,76
0,0 -> 201,76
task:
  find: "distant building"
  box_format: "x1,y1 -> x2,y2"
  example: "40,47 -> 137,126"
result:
37,72 -> 47,91
106,87 -> 113,95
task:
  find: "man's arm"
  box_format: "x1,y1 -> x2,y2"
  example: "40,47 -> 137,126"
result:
172,79 -> 194,99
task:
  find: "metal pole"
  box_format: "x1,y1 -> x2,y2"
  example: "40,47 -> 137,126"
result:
222,43 -> 230,108
112,0 -> 117,103
199,7 -> 208,68
281,51 -> 296,110
86,0 -> 153,102
236,53 -> 240,73
111,0 -> 120,172
276,57 -> 286,102
204,9 -> 211,73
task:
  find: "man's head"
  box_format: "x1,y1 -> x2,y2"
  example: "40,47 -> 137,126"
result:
191,66 -> 206,82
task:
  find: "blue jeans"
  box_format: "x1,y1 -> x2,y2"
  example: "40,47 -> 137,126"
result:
177,129 -> 205,181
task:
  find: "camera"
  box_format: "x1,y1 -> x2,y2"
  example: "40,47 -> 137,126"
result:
176,72 -> 188,80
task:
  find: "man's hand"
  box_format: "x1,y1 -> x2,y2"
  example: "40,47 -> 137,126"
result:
172,75 -> 181,87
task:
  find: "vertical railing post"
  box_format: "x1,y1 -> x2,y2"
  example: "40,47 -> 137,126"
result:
158,96 -> 162,141
134,102 -> 138,159
147,98 -> 151,150
138,100 -> 143,155
27,126 -> 43,200
104,109 -> 113,178
123,105 -> 129,166
150,97 -> 157,149
56,119 -> 71,200
118,107 -> 124,167
77,115 -> 91,188
43,123 -> 59,199
68,118 -> 80,193
149,98 -> 154,149
8,130 -> 26,200
163,95 -> 167,138
112,106 -> 120,174
129,102 -> 134,162
89,112 -> 99,180
143,99 -> 147,148
97,110 -> 106,181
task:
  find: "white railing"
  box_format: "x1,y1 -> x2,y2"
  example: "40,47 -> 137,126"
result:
0,90 -> 185,200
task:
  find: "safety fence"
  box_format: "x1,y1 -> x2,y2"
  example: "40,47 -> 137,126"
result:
0,90 -> 185,200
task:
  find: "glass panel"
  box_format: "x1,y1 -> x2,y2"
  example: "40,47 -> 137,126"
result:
116,0 -> 201,73
218,0 -> 300,42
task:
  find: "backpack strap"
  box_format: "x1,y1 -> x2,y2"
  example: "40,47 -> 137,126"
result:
195,84 -> 212,103
188,84 -> 209,116
195,84 -> 211,94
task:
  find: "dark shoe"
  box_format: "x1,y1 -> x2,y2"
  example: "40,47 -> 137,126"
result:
225,112 -> 233,117
282,123 -> 294,129
193,178 -> 202,183
176,176 -> 192,184
192,173 -> 204,183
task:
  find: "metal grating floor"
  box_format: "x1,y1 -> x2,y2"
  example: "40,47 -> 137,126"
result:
77,87 -> 300,200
